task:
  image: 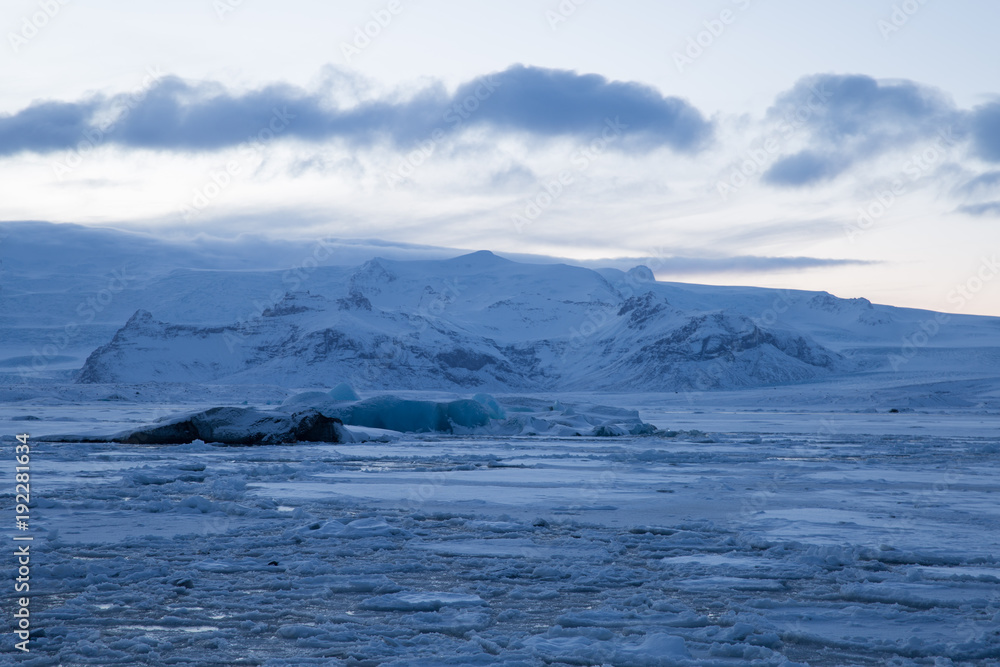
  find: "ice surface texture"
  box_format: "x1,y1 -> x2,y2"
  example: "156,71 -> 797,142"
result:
12,411 -> 1000,666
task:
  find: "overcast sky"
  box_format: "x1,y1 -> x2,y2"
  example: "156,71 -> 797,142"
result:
2,0 -> 999,315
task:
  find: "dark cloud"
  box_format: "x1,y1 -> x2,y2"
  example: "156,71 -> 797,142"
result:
109,78 -> 344,150
763,74 -> 961,187
0,66 -> 711,157
970,102 -> 1000,162
0,100 -> 100,154
763,151 -> 848,187
457,65 -> 712,152
956,201 -> 1000,217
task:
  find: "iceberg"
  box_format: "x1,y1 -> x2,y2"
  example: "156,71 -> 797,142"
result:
322,396 -> 491,433
278,391 -> 657,437
329,382 -> 361,401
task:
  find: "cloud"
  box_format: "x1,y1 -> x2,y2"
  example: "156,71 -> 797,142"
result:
487,163 -> 537,189
456,65 -> 712,152
761,151 -> 848,187
0,100 -> 101,154
0,219 -> 478,275
617,255 -> 875,275
505,252 -> 875,275
953,169 -> 1000,216
956,170 -> 1000,195
970,102 -> 1000,162
708,219 -> 845,249
956,201 -> 1000,217
763,74 -> 961,187
6,220 -> 869,279
0,65 -> 711,157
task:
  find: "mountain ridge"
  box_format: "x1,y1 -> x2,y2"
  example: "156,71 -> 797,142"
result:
3,223 -> 999,391
74,251 -> 918,391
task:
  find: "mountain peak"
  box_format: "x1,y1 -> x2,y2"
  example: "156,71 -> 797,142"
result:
351,258 -> 398,285
450,250 -> 510,266
627,265 -> 656,283
126,309 -> 155,326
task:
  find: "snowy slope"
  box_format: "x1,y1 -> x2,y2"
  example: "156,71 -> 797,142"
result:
5,221 -> 1000,394
0,221 -> 453,375
71,253 -> 856,391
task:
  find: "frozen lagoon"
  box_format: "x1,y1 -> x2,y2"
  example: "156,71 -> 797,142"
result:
3,394 -> 1000,666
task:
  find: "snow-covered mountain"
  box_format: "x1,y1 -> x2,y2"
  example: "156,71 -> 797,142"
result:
72,251 -> 999,392
68,251 -> 838,390
4,222 -> 999,392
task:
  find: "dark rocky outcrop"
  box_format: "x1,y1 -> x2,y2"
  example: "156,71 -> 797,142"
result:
42,407 -> 353,446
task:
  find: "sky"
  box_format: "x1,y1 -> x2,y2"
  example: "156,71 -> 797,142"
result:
2,0 -> 999,315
